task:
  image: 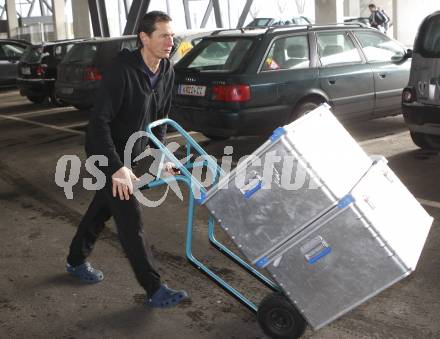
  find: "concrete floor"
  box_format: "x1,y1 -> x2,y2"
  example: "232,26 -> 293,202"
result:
0,88 -> 439,339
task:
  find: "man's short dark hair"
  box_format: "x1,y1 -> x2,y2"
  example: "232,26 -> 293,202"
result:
137,11 -> 172,47
368,3 -> 376,9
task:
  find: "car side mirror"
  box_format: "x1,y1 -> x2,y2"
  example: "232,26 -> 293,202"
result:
391,49 -> 411,62
391,53 -> 405,62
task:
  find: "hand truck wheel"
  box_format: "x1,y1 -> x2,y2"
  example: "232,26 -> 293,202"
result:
257,292 -> 307,339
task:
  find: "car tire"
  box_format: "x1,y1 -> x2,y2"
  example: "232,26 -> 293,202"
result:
72,104 -> 92,110
50,89 -> 68,107
203,134 -> 230,141
410,131 -> 440,150
292,101 -> 322,120
27,95 -> 46,104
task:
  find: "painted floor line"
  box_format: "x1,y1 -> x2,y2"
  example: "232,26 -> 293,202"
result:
11,107 -> 74,118
0,113 -> 85,135
0,113 -> 201,141
417,198 -> 440,210
61,122 -> 89,129
359,131 -> 409,146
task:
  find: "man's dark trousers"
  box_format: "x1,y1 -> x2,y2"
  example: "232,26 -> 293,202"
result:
67,180 -> 161,297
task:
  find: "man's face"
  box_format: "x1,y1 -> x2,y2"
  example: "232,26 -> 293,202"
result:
369,6 -> 376,13
140,21 -> 174,59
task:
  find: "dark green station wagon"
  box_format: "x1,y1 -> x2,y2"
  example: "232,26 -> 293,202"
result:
172,24 -> 412,139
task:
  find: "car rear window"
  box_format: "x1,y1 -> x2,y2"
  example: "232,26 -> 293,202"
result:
417,13 -> 440,58
177,38 -> 253,72
0,43 -> 25,59
53,44 -> 75,60
63,43 -> 98,63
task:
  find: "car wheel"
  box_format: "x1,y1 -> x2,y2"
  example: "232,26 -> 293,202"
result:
292,101 -> 322,120
50,89 -> 68,107
410,132 -> 440,150
72,104 -> 92,110
203,134 -> 230,141
26,95 -> 46,104
257,292 -> 307,339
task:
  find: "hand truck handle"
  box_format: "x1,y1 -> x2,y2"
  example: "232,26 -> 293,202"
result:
146,118 -> 224,198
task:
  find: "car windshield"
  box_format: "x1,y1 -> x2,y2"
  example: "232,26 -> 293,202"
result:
247,18 -> 272,27
292,16 -> 311,25
21,45 -> 44,63
177,38 -> 253,72
63,43 -> 98,63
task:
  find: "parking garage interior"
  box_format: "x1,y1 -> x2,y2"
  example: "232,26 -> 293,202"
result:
1,1 -> 440,338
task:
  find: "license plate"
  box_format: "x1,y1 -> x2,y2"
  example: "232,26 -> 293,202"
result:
21,67 -> 31,75
61,87 -> 73,94
178,84 -> 206,97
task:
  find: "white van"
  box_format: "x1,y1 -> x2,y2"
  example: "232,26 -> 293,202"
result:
402,11 -> 440,149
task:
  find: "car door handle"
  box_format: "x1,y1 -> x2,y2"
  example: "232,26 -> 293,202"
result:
328,79 -> 336,85
378,73 -> 387,79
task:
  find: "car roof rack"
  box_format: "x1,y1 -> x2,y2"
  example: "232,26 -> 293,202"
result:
39,38 -> 87,46
210,22 -> 368,37
211,27 -> 262,35
306,22 -> 368,29
265,22 -> 368,34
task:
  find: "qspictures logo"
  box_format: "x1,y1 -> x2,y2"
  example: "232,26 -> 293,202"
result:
54,131 -> 318,207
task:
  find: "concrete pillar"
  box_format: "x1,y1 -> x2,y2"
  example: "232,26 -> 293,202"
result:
5,0 -> 18,38
52,0 -> 67,40
392,0 -> 399,42
72,0 -> 91,38
344,0 -> 360,17
391,0 -> 438,46
315,0 -> 344,24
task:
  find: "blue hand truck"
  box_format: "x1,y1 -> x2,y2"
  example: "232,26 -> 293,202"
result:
142,119 -> 308,339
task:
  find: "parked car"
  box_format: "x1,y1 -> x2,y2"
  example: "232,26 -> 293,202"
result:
291,16 -> 313,25
344,17 -> 370,27
17,39 -> 85,104
246,18 -> 279,28
172,24 -> 412,139
0,39 -> 31,88
170,30 -> 213,64
402,11 -> 440,149
55,35 -> 137,110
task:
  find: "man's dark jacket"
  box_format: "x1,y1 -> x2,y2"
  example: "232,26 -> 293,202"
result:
369,10 -> 386,27
85,48 -> 174,176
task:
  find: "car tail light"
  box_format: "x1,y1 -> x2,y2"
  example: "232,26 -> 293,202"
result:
84,66 -> 102,81
212,84 -> 251,102
36,64 -> 47,76
402,87 -> 416,103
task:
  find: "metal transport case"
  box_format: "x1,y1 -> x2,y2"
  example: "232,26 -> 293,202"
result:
203,104 -> 433,330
